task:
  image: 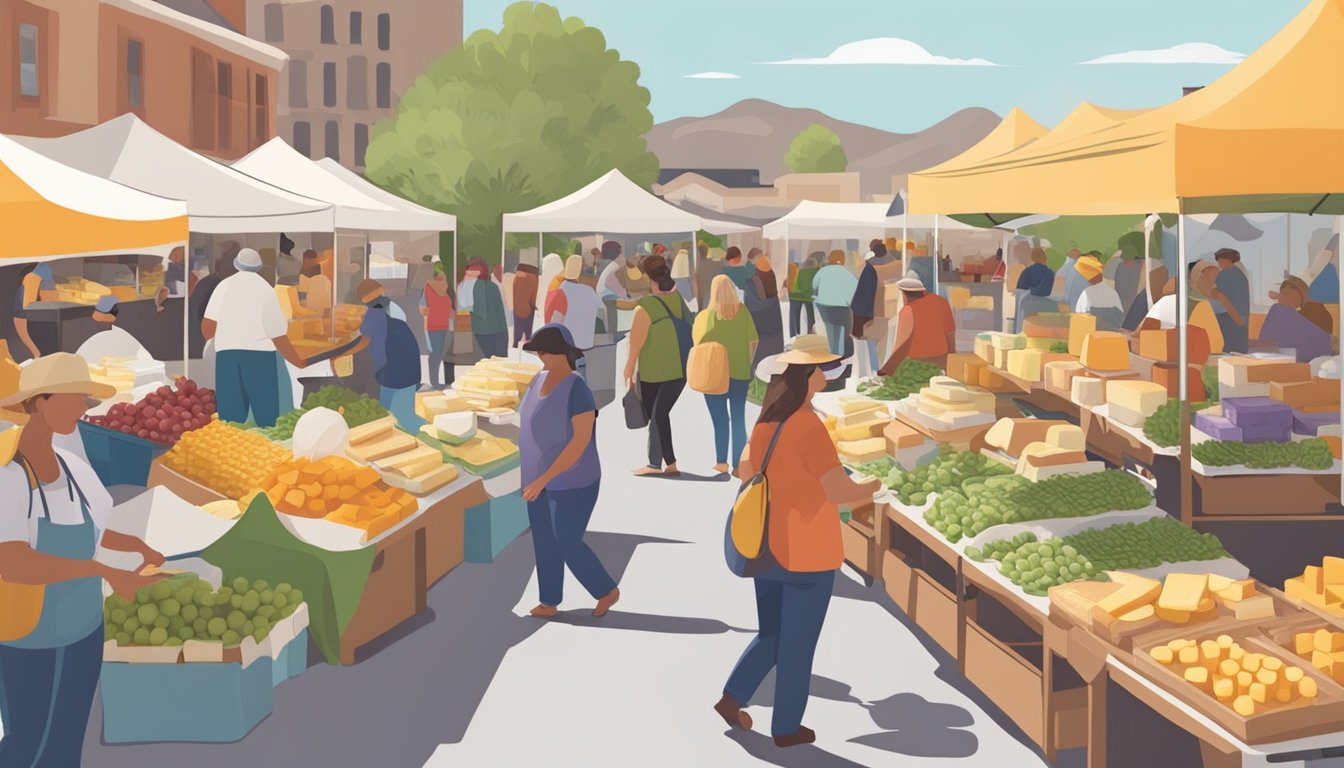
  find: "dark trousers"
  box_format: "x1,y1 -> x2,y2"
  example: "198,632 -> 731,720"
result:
527,482 -> 617,607
513,313 -> 535,346
639,378 -> 685,468
723,567 -> 835,736
0,628 -> 103,767
789,300 -> 815,338
475,331 -> 509,360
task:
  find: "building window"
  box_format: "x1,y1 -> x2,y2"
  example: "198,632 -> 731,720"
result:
254,74 -> 269,146
18,23 -> 39,99
377,13 -> 390,51
375,63 -> 391,109
217,61 -> 233,151
346,57 -> 367,110
263,4 -> 283,42
324,120 -> 339,161
354,124 -> 369,167
288,61 -> 307,108
320,5 -> 335,44
191,48 -> 216,150
293,121 -> 311,156
349,11 -> 362,45
322,62 -> 336,107
126,39 -> 144,108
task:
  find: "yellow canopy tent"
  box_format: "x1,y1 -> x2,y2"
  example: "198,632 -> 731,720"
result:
0,133 -> 187,261
909,0 -> 1344,217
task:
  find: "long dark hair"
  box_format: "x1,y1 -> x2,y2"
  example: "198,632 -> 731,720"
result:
758,364 -> 816,424
641,253 -> 676,293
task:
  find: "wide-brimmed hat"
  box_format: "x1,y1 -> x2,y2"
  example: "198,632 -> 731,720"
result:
234,248 -> 263,272
0,353 -> 116,408
757,335 -> 844,380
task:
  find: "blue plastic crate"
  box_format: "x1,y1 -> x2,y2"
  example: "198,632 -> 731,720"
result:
78,420 -> 169,487
464,491 -> 529,563
269,628 -> 309,687
100,657 -> 273,743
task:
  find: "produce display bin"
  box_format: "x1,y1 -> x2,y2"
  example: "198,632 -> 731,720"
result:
339,521 -> 426,665
78,420 -> 168,487
271,629 -> 309,687
100,657 -> 274,743
464,491 -> 529,564
420,478 -> 488,586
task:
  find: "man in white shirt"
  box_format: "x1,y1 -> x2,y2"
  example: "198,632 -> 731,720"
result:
550,255 -> 601,380
1073,255 -> 1123,328
202,248 -> 306,428
76,296 -> 152,364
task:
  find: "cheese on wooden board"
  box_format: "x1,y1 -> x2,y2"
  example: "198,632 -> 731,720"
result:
1092,572 -> 1161,624
1108,380 -> 1168,417
1023,313 -> 1070,339
1207,574 -> 1233,592
1158,573 -> 1210,612
1152,363 -> 1206,402
1046,424 -> 1086,451
1045,361 -> 1086,392
1138,327 -> 1211,366
927,376 -> 971,402
1272,379 -> 1341,409
883,420 -> 925,452
1022,461 -> 1103,482
947,354 -> 986,386
1233,595 -> 1276,621
1326,556 -> 1344,585
984,418 -> 1071,457
346,430 -> 419,462
1080,332 -> 1131,372
991,332 -> 1027,351
1006,348 -> 1045,383
1071,376 -> 1105,407
1118,604 -> 1156,622
838,438 -> 887,465
1155,605 -> 1192,624
1016,442 -> 1087,470
1068,314 -> 1097,357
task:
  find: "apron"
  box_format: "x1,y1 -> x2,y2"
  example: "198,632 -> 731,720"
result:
3,454 -> 102,650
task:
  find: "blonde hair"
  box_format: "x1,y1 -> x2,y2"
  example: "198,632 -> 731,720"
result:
708,275 -> 742,321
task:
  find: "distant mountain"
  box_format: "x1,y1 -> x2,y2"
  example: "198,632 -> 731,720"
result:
646,99 -> 999,197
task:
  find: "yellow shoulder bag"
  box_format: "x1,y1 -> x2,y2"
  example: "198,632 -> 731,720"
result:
0,455 -> 46,641
726,421 -> 786,576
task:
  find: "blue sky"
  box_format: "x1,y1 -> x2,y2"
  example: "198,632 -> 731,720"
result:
463,0 -> 1306,133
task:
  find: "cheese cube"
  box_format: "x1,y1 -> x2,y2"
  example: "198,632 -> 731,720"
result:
1232,695 -> 1256,716
1306,565 -> 1325,592
1080,332 -> 1130,372
1301,677 -> 1319,698
1046,425 -> 1086,451
1108,380 -> 1168,418
1138,327 -> 1212,366
1184,666 -> 1211,691
883,421 -> 924,453
1068,314 -> 1097,357
1249,682 -> 1268,704
974,334 -> 994,363
927,377 -> 970,402
1215,580 -> 1257,603
1046,361 -> 1086,393
1150,646 -> 1175,664
947,353 -> 987,386
1092,572 -> 1161,624
839,396 -> 887,415
991,332 -> 1027,351
1312,650 -> 1333,670
836,405 -> 888,428
985,418 -> 1071,457
1297,632 -> 1317,656
1285,576 -> 1312,600
1158,573 -> 1209,613
1236,671 -> 1254,694
1314,629 -> 1344,654
1325,556 -> 1344,585
1233,594 -> 1276,621
1071,376 -> 1105,407
1271,379 -> 1341,409
836,420 -> 886,441
1208,575 -> 1234,592
1006,348 -> 1045,383
1015,442 -> 1087,475
837,438 -> 888,466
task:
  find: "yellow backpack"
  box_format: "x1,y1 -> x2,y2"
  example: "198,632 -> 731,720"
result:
726,421 -> 786,575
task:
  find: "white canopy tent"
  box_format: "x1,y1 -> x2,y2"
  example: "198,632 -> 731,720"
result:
315,158 -> 457,232
15,114 -> 333,234
502,170 -> 700,236
701,217 -> 761,237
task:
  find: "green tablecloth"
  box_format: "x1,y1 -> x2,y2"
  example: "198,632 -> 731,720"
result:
202,495 -> 375,664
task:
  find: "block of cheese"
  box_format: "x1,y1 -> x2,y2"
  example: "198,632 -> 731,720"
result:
346,430 -> 419,463
1006,348 -> 1045,383
1215,580 -> 1257,604
974,334 -> 994,363
1325,556 -> 1344,585
927,376 -> 971,402
985,419 -> 1072,457
1107,380 -> 1168,419
991,332 -> 1027,351
1071,376 -> 1106,407
1045,361 -> 1086,393
1207,574 -> 1234,592
835,418 -> 887,442
1158,573 -> 1210,613
838,396 -> 887,415
993,347 -> 1010,370
1023,313 -> 1070,340
379,462 -> 459,496
1233,594 -> 1276,621
967,388 -> 996,413
1022,460 -> 1103,482
1068,314 -> 1097,357
1026,336 -> 1058,351
1137,327 -> 1211,366
947,353 -> 987,386
1219,356 -> 1308,387
1046,424 -> 1086,451
1306,565 -> 1325,592
1272,379 -> 1341,409
1092,572 -> 1161,625
1107,402 -> 1149,428
836,403 -> 888,428
1080,332 -> 1131,372
883,420 -> 925,453
1015,442 -> 1088,472
838,438 -> 888,465
918,397 -> 980,416
1152,363 -> 1206,402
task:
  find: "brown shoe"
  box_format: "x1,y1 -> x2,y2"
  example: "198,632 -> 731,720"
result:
592,588 -> 620,618
632,466 -> 664,477
773,727 -> 816,748
529,604 -> 557,618
714,694 -> 753,730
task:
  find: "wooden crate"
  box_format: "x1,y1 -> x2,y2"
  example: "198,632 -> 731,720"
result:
339,522 -> 427,665
914,572 -> 959,657
882,550 -> 915,615
841,519 -> 875,577
420,480 -> 488,586
965,620 -> 1045,745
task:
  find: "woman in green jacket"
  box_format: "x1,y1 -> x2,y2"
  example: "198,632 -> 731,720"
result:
623,254 -> 690,477
789,252 -> 821,338
694,275 -> 759,475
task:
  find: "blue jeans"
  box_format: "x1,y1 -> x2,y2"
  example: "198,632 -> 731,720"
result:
705,379 -> 750,466
789,300 -> 815,338
527,482 -> 617,607
216,349 -> 281,427
865,338 -> 881,372
816,305 -> 850,357
380,384 -> 425,431
426,330 -> 449,388
0,628 -> 103,767
724,566 -> 835,736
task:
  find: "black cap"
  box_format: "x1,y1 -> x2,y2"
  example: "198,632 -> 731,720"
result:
523,324 -> 584,359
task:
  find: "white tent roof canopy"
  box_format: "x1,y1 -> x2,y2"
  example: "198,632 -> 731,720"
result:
234,138 -> 455,232
762,201 -> 981,241
502,169 -> 700,234
315,158 -> 456,233
700,217 -> 760,236
15,114 -> 333,234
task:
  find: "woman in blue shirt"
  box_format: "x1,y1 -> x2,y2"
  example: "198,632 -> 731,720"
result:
519,324 -> 620,620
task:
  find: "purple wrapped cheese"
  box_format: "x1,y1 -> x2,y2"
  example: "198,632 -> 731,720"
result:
1293,409 -> 1341,437
1240,424 -> 1292,444
1195,412 -> 1242,441
1221,397 -> 1293,429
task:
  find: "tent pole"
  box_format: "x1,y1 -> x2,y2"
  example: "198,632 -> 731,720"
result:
934,214 -> 941,297
1177,205 -> 1192,526
181,244 -> 189,381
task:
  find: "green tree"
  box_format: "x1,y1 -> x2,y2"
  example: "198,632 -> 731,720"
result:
785,124 -> 848,173
365,2 -> 659,275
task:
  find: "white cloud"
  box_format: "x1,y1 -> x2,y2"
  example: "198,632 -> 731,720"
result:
1082,42 -> 1245,65
685,71 -> 740,80
767,38 -> 1000,67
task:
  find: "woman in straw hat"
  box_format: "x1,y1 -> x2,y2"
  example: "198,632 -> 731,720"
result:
0,353 -> 167,766
715,339 -> 882,747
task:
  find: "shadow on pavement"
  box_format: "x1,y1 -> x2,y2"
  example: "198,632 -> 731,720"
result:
750,674 -> 865,708
632,471 -> 733,483
723,728 -> 871,768
82,530 -> 680,768
551,610 -> 749,635
848,692 -> 979,758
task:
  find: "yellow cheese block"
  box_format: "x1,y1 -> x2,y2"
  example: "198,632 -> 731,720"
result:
835,419 -> 887,442
1015,442 -> 1086,473
1107,380 -> 1168,418
1118,604 -> 1156,622
926,376 -> 970,402
1092,572 -> 1161,624
1045,360 -> 1086,392
1215,580 -> 1257,603
1080,331 -> 1131,372
1071,376 -> 1105,407
836,404 -> 888,428
1158,573 -> 1210,613
838,396 -> 886,415
1325,556 -> 1344,586
919,398 -> 979,417
1068,314 -> 1097,357
1326,585 -> 1344,605
838,438 -> 887,465
1155,605 -> 1192,624
1046,424 -> 1085,451
1006,348 -> 1045,383
348,415 -> 398,445
973,335 -> 994,364
1233,594 -> 1276,621
1025,336 -> 1057,351
379,462 -> 459,496
1208,574 -> 1234,592
1306,565 -> 1325,592
991,332 -> 1027,351
947,354 -> 987,386
346,430 -> 419,463
883,420 -> 924,452
984,419 -> 1071,457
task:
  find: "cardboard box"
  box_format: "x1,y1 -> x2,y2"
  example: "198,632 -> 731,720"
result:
146,459 -> 227,507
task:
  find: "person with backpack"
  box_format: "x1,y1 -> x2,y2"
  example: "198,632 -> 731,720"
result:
714,349 -> 881,747
623,254 -> 691,478
693,275 -> 758,476
352,279 -> 424,430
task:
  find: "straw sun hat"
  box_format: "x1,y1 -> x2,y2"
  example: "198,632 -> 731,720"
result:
0,353 -> 116,408
755,334 -> 845,380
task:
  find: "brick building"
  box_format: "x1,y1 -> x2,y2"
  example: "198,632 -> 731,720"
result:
245,0 -> 463,170
0,0 -> 285,159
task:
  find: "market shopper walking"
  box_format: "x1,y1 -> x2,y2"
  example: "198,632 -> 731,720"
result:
623,254 -> 691,478
878,277 -> 957,375
421,264 -> 456,390
518,324 -> 620,620
744,249 -> 784,372
202,248 -> 306,428
715,353 -> 883,747
812,250 -> 858,358
464,261 -> 508,361
850,241 -> 902,379
352,279 -> 424,430
788,253 -> 821,339
0,353 -> 168,768
511,259 -> 539,348
721,247 -> 754,292
547,256 -> 601,381
694,275 -> 758,476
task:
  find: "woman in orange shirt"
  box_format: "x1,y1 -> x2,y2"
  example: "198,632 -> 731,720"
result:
714,343 -> 881,747
878,276 -> 957,375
